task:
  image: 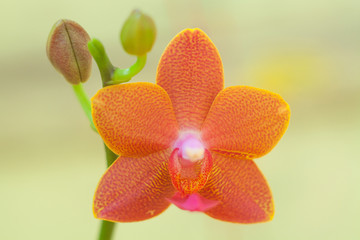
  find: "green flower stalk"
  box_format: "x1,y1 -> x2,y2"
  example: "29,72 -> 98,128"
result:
88,9 -> 155,86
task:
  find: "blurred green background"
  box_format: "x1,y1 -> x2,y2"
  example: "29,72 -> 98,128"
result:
1,0 -> 360,239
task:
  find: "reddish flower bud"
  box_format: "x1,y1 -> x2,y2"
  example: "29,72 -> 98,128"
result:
120,10 -> 156,56
46,19 -> 92,85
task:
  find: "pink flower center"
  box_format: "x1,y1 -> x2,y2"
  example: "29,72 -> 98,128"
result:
174,131 -> 205,166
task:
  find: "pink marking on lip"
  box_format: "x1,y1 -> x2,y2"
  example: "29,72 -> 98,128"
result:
167,192 -> 219,212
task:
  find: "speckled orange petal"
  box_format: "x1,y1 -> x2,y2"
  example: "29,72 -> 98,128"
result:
156,29 -> 224,131
92,82 -> 179,157
201,86 -> 290,159
93,149 -> 176,222
198,152 -> 274,223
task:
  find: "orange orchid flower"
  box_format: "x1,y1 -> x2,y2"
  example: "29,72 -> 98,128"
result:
92,29 -> 290,223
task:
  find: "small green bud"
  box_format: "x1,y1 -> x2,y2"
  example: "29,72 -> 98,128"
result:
120,10 -> 156,56
46,19 -> 92,85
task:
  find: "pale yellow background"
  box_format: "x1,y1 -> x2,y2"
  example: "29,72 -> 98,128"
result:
1,0 -> 360,239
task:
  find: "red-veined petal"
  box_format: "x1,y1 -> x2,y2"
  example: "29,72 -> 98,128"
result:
93,150 -> 175,222
92,82 -> 179,157
201,86 -> 290,159
156,29 -> 224,131
199,152 -> 274,223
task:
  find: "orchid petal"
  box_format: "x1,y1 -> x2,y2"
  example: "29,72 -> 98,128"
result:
199,152 -> 274,223
201,86 -> 290,159
156,29 -> 224,131
93,150 -> 175,222
92,82 -> 179,157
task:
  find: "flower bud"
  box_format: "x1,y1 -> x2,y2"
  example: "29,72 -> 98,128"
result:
46,19 -> 92,85
120,10 -> 156,56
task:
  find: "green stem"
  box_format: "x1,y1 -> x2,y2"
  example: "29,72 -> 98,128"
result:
87,38 -> 115,86
108,55 -> 147,85
88,38 -> 118,240
98,144 -> 118,240
98,220 -> 116,240
72,83 -> 97,131
88,38 -> 147,87
97,136 -> 118,240
88,37 -> 148,240
104,143 -> 118,166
